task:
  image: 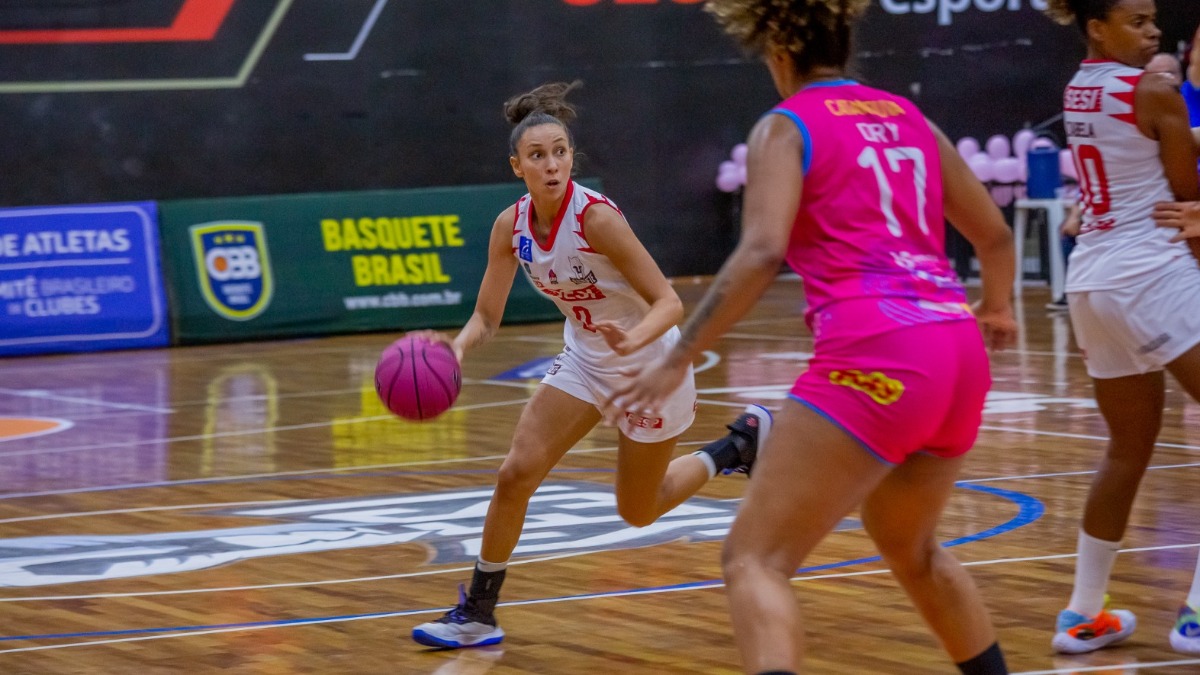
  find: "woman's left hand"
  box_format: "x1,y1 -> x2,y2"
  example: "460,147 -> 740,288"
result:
1154,201 -> 1200,243
595,321 -> 639,356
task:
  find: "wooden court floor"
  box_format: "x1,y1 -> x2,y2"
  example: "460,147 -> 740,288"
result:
1,276 -> 1199,674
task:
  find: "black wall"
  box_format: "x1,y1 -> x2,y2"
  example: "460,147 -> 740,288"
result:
2,0 -> 1198,275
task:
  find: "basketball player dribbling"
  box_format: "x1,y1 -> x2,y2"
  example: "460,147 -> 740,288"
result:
409,81 -> 771,649
606,1 -> 1018,673
1043,0 -> 1200,656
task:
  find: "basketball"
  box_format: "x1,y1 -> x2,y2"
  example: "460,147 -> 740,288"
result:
375,336 -> 461,421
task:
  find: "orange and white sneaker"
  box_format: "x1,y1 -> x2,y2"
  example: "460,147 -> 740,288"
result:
1052,601 -> 1137,654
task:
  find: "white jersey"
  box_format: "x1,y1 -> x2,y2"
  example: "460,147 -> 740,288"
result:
1063,60 -> 1193,292
512,181 -> 681,369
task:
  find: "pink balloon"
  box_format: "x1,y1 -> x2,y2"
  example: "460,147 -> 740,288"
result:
731,143 -> 749,166
993,157 -> 1023,184
719,160 -> 737,176
1013,129 -> 1036,160
991,185 -> 1014,208
968,153 -> 995,183
1030,137 -> 1056,150
716,168 -> 741,193
985,134 -> 1011,160
736,164 -> 747,185
956,137 -> 980,160
1059,148 -> 1078,181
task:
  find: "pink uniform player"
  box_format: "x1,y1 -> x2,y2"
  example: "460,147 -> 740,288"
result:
608,1 -> 1017,672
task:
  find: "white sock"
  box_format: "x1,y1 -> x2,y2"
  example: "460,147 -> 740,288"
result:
476,557 -> 508,573
1067,530 -> 1121,617
1187,549 -> 1200,610
691,450 -> 718,479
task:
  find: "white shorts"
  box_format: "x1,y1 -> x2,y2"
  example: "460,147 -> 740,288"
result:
541,345 -> 697,443
1069,265 -> 1200,379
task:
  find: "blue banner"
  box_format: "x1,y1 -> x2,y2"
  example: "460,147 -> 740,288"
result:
0,202 -> 168,356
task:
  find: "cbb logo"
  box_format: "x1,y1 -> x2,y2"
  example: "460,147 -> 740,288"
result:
190,221 -> 274,321
205,245 -> 262,281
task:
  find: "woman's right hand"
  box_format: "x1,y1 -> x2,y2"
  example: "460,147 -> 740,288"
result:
405,330 -> 463,363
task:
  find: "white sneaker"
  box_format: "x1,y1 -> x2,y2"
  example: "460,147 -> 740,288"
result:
1170,603 -> 1200,655
412,587 -> 505,649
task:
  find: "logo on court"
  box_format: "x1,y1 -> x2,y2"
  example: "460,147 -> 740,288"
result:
0,481 -> 862,587
190,221 -> 274,321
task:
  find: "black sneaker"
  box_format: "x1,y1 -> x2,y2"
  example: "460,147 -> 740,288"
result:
723,404 -> 773,476
1046,297 -> 1069,311
412,585 -> 505,649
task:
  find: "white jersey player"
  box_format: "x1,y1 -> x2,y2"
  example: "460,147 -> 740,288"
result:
1045,0 -> 1200,658
408,81 -> 772,650
511,181 -> 693,435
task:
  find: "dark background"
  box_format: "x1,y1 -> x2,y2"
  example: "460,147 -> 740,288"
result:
1,0 -> 1198,275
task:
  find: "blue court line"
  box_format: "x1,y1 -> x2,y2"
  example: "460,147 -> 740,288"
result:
0,483 -> 1042,643
0,467 -> 613,501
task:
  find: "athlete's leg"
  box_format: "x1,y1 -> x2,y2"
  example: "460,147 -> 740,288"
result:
412,384 -> 600,648
479,383 -> 602,561
1163,342 -> 1200,654
614,404 -> 771,527
1082,372 -> 1165,542
861,453 -> 1003,669
722,400 -> 892,674
1051,371 -> 1162,654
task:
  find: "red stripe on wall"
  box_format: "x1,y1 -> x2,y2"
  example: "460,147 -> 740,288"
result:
0,0 -> 236,45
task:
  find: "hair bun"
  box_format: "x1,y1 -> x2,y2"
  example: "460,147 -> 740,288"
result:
503,81 -> 582,126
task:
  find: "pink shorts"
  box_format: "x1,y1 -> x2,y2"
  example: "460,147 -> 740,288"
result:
790,314 -> 990,465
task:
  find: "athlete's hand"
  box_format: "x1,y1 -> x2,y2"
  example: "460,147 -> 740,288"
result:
595,321 -> 639,356
972,302 -> 1017,352
405,329 -> 463,363
1153,201 -> 1200,243
601,355 -> 690,427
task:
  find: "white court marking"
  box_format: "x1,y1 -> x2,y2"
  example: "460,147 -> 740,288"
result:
0,543 -> 1196,657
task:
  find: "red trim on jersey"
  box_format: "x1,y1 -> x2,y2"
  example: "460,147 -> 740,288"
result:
530,181 -> 575,252
1109,73 -> 1141,127
575,193 -> 617,254
512,196 -> 526,234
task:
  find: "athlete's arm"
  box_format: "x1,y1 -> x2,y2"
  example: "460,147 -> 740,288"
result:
604,114 -> 797,413
449,208 -> 519,361
1137,75 -> 1200,257
584,205 -> 683,356
929,119 -> 1017,350
666,113 -> 798,368
1138,74 -> 1200,202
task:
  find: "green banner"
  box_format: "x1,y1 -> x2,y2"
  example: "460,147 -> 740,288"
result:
159,182 -> 594,344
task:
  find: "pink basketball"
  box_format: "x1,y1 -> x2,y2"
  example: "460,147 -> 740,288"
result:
375,336 -> 461,421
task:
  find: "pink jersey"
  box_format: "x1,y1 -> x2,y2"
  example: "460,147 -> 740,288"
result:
772,80 -> 971,341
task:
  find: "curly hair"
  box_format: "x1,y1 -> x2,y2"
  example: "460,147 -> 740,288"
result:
1044,0 -> 1123,33
503,81 -> 582,155
704,0 -> 870,74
